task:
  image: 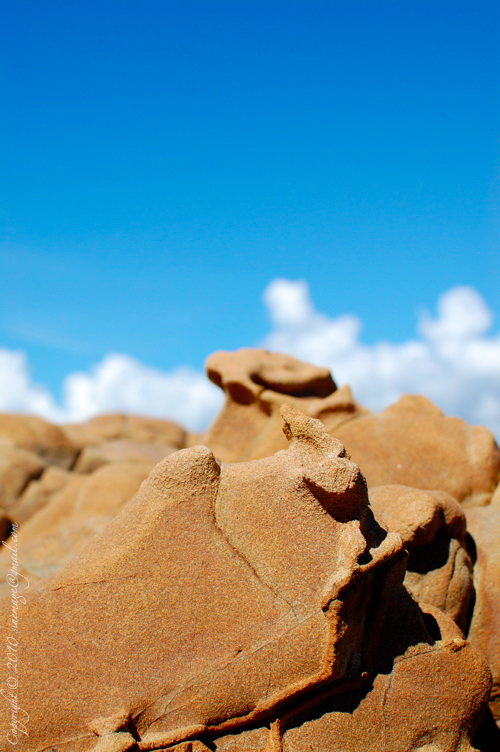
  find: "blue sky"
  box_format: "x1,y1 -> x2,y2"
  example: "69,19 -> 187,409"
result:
0,1 -> 499,431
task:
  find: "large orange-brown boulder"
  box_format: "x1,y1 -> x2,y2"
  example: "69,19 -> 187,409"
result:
74,439 -> 178,473
213,603 -> 491,752
1,407 -> 490,751
204,348 -> 365,462
64,413 -> 186,449
0,413 -> 78,468
369,484 -> 474,632
334,394 -> 500,506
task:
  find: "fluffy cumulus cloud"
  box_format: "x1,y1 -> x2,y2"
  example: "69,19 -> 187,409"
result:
0,349 -> 58,417
61,355 -> 223,430
263,279 -> 500,437
0,351 -> 222,432
0,281 -> 498,437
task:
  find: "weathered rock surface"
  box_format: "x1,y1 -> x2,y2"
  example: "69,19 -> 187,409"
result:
0,446 -> 46,513
204,348 -> 365,462
0,348 -> 498,749
0,446 -> 46,543
0,414 -> 186,597
212,604 -> 491,752
280,606 -> 490,752
369,484 -> 474,632
0,407 -> 490,751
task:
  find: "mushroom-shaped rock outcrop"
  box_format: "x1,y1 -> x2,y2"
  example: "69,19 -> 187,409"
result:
2,407 -> 491,751
204,348 -> 365,462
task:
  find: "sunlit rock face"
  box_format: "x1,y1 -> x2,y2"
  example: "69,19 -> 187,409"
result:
0,406 -> 491,751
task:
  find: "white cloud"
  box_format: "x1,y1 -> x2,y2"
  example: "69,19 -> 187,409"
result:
262,280 -> 500,438
0,349 -> 57,417
0,281 -> 498,439
0,350 -> 222,432
264,278 -> 317,327
61,355 -> 223,431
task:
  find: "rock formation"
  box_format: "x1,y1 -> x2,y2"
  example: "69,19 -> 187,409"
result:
0,446 -> 46,517
0,413 -> 78,467
73,439 -> 177,474
0,413 -> 190,591
0,413 -> 189,533
0,407 -> 491,751
0,461 -> 154,589
0,348 -> 499,749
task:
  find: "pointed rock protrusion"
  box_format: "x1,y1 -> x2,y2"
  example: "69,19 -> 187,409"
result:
281,403 -> 348,460
281,404 -> 368,522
